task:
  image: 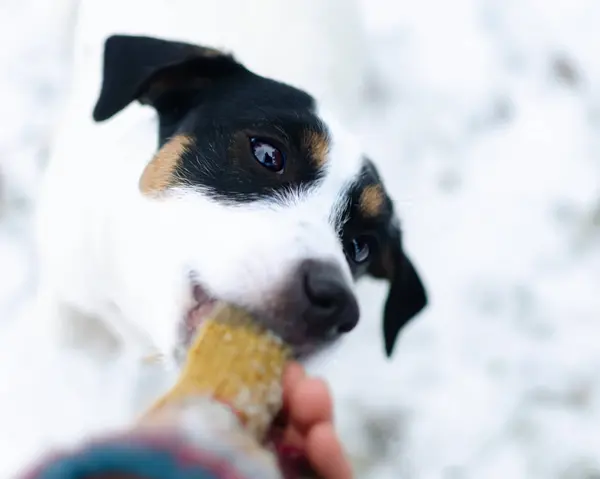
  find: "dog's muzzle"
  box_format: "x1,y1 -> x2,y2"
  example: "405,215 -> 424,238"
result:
264,259 -> 359,352
179,260 -> 359,360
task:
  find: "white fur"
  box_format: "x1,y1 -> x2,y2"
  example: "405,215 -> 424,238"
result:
34,0 -> 370,363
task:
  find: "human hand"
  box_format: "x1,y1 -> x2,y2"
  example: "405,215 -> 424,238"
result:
270,362 -> 353,479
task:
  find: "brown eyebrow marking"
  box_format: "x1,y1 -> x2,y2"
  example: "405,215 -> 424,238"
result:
359,184 -> 384,218
139,134 -> 193,194
303,130 -> 330,169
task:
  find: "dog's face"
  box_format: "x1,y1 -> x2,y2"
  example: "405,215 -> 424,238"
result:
93,35 -> 427,360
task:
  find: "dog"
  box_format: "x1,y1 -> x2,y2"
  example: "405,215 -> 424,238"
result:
33,4 -> 427,367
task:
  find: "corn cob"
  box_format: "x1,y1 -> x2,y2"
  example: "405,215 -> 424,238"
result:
142,302 -> 292,442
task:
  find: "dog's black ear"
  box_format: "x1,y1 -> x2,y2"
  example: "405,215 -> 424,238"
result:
92,35 -> 244,123
368,219 -> 428,357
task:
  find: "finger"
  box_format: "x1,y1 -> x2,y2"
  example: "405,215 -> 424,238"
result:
288,377 -> 333,434
282,362 -> 306,411
271,362 -> 306,431
305,422 -> 353,479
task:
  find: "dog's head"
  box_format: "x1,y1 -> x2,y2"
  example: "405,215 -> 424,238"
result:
93,35 -> 427,360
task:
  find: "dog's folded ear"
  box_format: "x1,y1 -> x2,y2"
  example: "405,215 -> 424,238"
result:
92,34 -> 244,123
368,220 -> 428,358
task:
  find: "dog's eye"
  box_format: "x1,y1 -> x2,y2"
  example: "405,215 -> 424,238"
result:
250,137 -> 285,173
348,236 -> 371,264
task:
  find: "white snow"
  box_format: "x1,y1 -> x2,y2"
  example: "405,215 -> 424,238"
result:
1,0 -> 600,478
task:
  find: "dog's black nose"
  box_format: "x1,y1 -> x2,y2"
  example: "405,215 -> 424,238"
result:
299,259 -> 359,337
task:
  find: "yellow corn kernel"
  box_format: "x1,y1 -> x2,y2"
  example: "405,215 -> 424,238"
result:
143,303 -> 291,441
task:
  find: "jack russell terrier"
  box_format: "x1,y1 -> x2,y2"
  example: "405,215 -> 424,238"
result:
32,0 -> 427,368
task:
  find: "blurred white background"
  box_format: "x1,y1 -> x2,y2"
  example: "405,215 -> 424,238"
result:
1,0 -> 600,477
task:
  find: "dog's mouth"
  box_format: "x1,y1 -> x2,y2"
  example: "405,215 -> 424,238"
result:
176,280 -> 333,362
180,283 -> 217,349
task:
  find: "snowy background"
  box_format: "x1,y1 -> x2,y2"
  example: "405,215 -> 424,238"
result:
1,0 -> 600,477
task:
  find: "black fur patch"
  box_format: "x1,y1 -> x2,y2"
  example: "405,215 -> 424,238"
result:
339,158 -> 428,356
171,73 -> 329,203
338,158 -> 393,278
93,35 -> 329,203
